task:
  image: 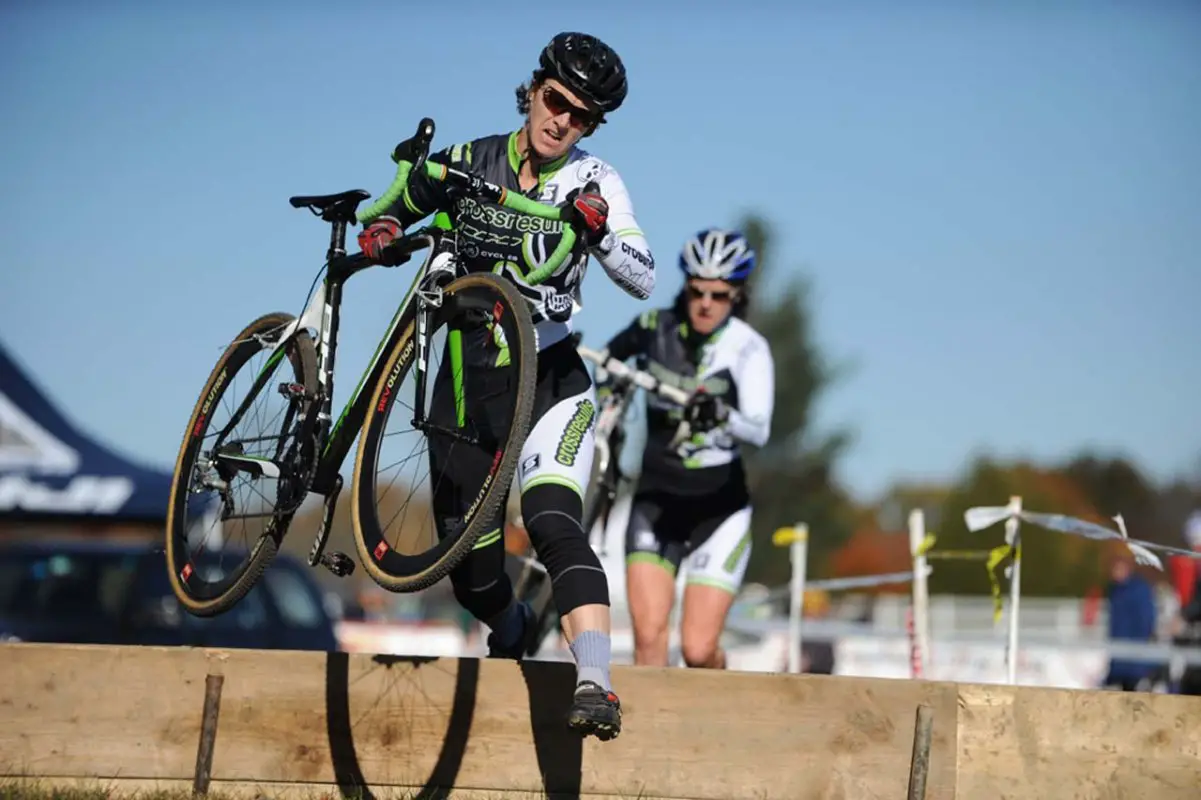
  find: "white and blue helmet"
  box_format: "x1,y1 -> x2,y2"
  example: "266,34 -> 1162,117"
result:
678,227 -> 756,283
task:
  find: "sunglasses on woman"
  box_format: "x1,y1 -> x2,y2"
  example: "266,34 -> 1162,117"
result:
686,285 -> 737,303
541,85 -> 598,129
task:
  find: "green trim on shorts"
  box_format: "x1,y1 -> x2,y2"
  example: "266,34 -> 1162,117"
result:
521,474 -> 582,498
684,575 -> 740,595
722,529 -> 752,572
626,551 -> 678,577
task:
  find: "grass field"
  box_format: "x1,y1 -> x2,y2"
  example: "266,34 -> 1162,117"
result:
1,787 -> 228,800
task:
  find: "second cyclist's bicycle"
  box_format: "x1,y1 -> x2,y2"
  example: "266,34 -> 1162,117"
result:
164,118 -> 591,617
576,340 -> 691,551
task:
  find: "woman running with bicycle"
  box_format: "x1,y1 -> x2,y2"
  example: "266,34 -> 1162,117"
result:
356,32 -> 652,741
594,228 -> 775,669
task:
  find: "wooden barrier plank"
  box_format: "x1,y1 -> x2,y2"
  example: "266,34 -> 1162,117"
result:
1,643 -> 218,779
956,683 -> 1201,800
7,643 -> 1199,799
0,777 -> 631,800
207,650 -> 960,799
1,643 -> 957,799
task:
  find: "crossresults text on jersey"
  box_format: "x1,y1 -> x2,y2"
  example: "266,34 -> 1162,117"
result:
385,130 -> 656,352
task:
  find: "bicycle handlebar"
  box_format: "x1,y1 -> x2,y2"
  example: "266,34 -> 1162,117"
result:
356,117 -> 581,285
577,344 -> 691,406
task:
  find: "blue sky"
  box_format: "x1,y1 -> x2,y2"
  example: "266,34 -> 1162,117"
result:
2,1 -> 1199,504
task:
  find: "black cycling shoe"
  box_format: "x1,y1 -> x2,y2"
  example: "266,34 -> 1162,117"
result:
567,680 -> 622,741
486,600 -> 537,660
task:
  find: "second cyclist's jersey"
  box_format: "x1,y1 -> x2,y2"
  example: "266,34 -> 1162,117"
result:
599,306 -> 775,498
383,130 -> 656,352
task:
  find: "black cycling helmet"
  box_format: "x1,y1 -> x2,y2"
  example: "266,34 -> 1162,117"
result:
538,32 -> 628,113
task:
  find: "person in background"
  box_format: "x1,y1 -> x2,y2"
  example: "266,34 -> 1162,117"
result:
1101,550 -> 1160,692
1168,511 -> 1201,611
1169,511 -> 1201,695
798,589 -> 835,675
593,228 -> 774,671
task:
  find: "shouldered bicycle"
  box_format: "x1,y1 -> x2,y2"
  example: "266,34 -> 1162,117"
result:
164,118 -> 592,617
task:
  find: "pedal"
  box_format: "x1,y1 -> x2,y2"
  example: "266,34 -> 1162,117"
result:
320,550 -> 356,577
307,474 -> 343,566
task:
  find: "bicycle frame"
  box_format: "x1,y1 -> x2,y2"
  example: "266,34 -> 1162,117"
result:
592,387 -> 634,490
206,115 -> 588,573
585,386 -> 635,553
218,228 -> 442,471
202,219 -> 461,578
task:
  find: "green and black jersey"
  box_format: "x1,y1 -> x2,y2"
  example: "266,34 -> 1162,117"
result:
384,130 -> 656,352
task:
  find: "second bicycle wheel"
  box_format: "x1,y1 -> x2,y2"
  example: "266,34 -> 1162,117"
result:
351,271 -> 537,593
164,311 -> 317,617
581,395 -> 629,544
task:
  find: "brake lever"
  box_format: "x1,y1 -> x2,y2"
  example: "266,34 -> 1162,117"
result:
392,117 -> 436,173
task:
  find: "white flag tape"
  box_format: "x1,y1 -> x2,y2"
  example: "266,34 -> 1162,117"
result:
964,504 -> 1201,570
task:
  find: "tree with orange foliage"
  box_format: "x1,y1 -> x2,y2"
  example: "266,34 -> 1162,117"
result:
828,525 -> 913,595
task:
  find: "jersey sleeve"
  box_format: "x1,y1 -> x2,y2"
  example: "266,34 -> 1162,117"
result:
724,333 -> 774,447
590,165 -> 656,300
378,142 -> 468,227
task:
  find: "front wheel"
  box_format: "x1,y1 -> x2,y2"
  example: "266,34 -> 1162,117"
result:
165,312 -> 318,617
581,402 -> 627,546
350,272 -> 538,593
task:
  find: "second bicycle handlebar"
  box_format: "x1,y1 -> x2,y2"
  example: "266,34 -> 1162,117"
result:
576,344 -> 691,406
356,117 -> 580,285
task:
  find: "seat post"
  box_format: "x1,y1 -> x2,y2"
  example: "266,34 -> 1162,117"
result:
327,219 -> 348,264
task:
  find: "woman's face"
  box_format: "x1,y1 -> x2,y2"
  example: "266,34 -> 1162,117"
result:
685,278 -> 738,335
526,79 -> 598,159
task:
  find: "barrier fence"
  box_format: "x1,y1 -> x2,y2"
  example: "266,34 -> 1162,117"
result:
761,495 -> 1201,682
3,642 -> 1199,799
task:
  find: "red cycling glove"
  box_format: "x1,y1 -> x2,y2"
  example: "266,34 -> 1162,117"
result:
358,216 -> 401,263
563,184 -> 609,245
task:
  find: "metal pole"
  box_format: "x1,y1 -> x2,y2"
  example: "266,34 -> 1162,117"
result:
1004,495 -> 1023,685
908,509 -> 931,678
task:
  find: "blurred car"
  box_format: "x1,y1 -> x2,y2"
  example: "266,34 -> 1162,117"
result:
0,539 -> 337,651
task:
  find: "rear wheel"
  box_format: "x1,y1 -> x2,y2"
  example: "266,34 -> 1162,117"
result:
164,312 -> 318,617
350,272 -> 538,593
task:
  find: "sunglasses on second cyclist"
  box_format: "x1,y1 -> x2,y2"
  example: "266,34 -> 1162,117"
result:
686,285 -> 738,303
541,85 -> 598,129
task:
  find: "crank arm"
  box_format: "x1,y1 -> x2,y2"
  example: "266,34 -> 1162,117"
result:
307,474 -> 343,566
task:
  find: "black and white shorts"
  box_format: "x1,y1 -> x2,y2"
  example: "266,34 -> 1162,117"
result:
624,489 -> 752,595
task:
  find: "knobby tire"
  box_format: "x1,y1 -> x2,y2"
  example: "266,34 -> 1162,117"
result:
350,272 -> 538,593
165,311 -> 318,617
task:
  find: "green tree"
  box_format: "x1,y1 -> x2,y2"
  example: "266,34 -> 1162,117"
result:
930,456 -> 1115,598
1059,452 -> 1164,544
1061,450 -> 1201,551
735,214 -> 858,586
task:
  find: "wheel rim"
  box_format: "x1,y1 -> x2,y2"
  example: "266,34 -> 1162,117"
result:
355,279 -> 532,583
168,321 -> 311,604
